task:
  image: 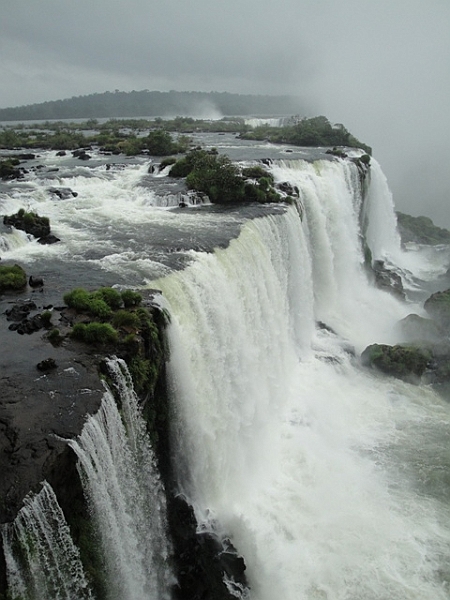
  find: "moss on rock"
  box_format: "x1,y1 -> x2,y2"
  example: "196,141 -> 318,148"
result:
361,343 -> 432,382
0,264 -> 27,293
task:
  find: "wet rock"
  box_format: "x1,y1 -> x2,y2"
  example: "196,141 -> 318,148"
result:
276,181 -> 300,197
361,343 -> 432,382
3,210 -> 50,239
37,234 -> 60,245
5,301 -> 37,322
167,494 -> 248,600
372,260 -> 405,299
36,358 -> 57,372
29,275 -> 44,288
48,187 -> 78,199
72,149 -> 91,160
424,288 -> 450,329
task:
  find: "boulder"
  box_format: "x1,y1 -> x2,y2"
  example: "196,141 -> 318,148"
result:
48,187 -> 78,199
424,288 -> 450,329
372,260 -> 405,299
3,210 -> 50,239
361,343 -> 432,382
38,234 -> 60,245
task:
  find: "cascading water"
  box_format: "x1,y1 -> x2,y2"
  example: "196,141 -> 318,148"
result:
1,482 -> 93,600
69,357 -> 172,600
154,159 -> 450,599
2,147 -> 450,600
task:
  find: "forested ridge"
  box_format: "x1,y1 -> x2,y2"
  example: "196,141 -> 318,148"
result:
0,90 -> 305,121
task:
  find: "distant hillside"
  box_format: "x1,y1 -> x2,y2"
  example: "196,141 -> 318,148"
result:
0,90 -> 306,121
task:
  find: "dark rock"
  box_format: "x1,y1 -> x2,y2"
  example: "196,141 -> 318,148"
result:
29,275 -> 44,288
36,358 -> 57,371
276,181 -> 300,198
424,288 -> 450,328
72,149 -> 91,161
361,343 -> 432,382
48,187 -> 78,199
0,161 -> 23,181
372,260 -> 405,299
167,494 -> 248,600
9,313 -> 45,335
0,358 -> 104,524
56,150 -> 66,156
3,211 -> 51,239
38,234 -> 60,245
5,301 -> 37,322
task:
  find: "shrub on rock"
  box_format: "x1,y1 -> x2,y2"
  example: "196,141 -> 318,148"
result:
3,209 -> 51,239
0,264 -> 27,293
71,322 -> 118,345
361,343 -> 432,381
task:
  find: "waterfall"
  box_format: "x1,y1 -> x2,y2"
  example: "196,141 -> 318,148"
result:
1,482 -> 93,600
154,160 -> 450,600
268,158 -> 411,349
2,154 -> 450,600
2,358 -> 172,600
362,158 -> 403,262
69,357 -> 172,600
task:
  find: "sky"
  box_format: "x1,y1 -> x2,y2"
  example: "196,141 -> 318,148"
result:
1,0 -> 449,226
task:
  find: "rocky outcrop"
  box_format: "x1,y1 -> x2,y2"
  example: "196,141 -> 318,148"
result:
168,495 -> 247,600
361,343 -> 432,382
3,209 -> 60,245
0,287 -> 248,600
424,288 -> 450,328
48,186 -> 78,199
372,260 -> 405,299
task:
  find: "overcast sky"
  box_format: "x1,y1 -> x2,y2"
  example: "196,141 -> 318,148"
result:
1,0 -> 449,225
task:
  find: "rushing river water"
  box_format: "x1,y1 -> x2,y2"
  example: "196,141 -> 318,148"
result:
1,134 -> 450,599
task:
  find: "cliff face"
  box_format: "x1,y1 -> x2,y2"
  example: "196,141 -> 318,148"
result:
0,289 -> 248,600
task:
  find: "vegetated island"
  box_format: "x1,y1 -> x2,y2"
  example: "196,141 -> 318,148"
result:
0,113 -> 372,156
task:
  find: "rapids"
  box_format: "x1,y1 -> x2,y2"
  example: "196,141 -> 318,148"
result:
1,143 -> 450,599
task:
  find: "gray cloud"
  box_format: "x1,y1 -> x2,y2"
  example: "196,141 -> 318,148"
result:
1,0 -> 449,225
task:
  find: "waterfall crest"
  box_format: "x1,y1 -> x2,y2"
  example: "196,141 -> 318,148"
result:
154,160 -> 450,600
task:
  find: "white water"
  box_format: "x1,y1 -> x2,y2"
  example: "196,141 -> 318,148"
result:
154,160 -> 450,599
2,150 -> 450,599
69,357 -> 172,600
1,482 -> 93,600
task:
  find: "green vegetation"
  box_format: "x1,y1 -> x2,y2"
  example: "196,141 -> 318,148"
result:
0,264 -> 27,293
240,115 -> 371,154
170,149 -> 281,204
47,328 -> 63,345
71,322 -> 119,345
121,289 -> 143,308
3,209 -> 51,238
112,310 -> 141,329
63,288 -> 112,319
396,212 -> 450,245
424,289 -> 450,327
362,343 -> 432,380
0,157 -> 21,179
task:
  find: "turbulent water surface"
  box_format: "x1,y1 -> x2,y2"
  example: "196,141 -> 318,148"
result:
1,135 -> 450,599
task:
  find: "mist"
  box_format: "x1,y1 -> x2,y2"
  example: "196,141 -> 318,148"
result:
1,0 -> 449,225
